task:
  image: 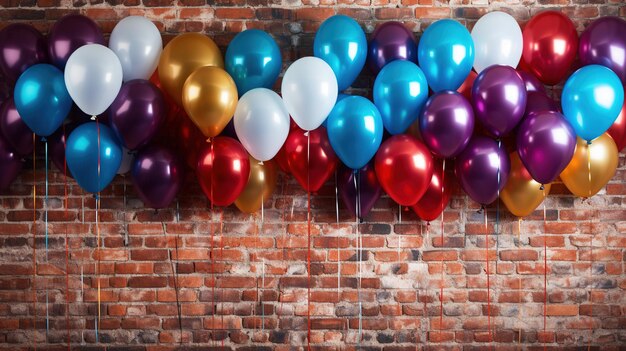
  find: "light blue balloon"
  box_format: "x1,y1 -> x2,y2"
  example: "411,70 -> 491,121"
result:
225,29 -> 282,96
417,19 -> 474,92
562,64 -> 625,141
14,64 -> 72,137
327,96 -> 383,170
373,60 -> 428,135
66,122 -> 122,193
314,15 -> 367,91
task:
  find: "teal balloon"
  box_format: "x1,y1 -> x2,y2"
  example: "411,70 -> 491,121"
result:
562,64 -> 625,141
225,29 -> 282,96
314,15 -> 367,91
417,19 -> 475,92
327,96 -> 383,170
66,122 -> 122,193
14,64 -> 72,137
373,60 -> 428,135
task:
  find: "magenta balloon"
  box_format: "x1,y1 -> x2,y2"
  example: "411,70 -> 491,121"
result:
579,16 -> 626,85
472,65 -> 527,138
524,92 -> 560,119
48,14 -> 104,69
0,23 -> 48,83
517,111 -> 576,185
419,91 -> 474,158
0,98 -> 33,156
0,135 -> 23,192
455,136 -> 510,205
131,145 -> 184,209
338,162 -> 382,219
367,22 -> 417,74
517,70 -> 546,94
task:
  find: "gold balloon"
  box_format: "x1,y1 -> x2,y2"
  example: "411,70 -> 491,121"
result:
560,133 -> 618,198
501,152 -> 551,217
158,33 -> 224,106
182,66 -> 238,138
235,157 -> 278,213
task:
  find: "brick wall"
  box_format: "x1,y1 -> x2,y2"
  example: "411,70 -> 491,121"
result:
1,0 -> 626,349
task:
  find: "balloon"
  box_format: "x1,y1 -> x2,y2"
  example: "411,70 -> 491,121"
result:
182,66 -> 238,138
524,92 -> 560,119
314,15 -> 367,91
65,122 -> 122,193
560,133 -> 619,198
158,33 -> 223,105
471,11 -> 523,73
49,122 -> 80,177
0,23 -> 48,83
177,112 -> 207,170
561,65 -> 624,141
48,14 -> 105,70
417,19 -> 474,92
455,136 -> 510,205
419,91 -> 474,158
472,65 -> 527,138
521,11 -> 578,85
234,88 -> 290,161
366,22 -> 417,74
337,162 -> 382,219
14,64 -> 72,137
285,126 -> 338,192
411,160 -> 454,222
234,157 -> 278,213
275,143 -> 291,174
109,80 -> 166,150
607,100 -> 626,151
131,145 -> 184,209
327,96 -> 383,170
0,98 -> 34,156
374,135 -> 433,206
0,135 -> 22,192
516,111 -> 576,185
501,152 -> 551,218
517,71 -> 546,94
225,29 -> 282,96
373,60 -> 428,135
457,71 -> 477,101
117,148 -> 134,175
281,57 -> 338,131
579,17 -> 626,85
196,137 -> 250,206
109,16 -> 163,82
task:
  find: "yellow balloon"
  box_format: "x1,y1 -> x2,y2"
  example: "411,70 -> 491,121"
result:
501,152 -> 551,217
560,133 -> 618,198
182,66 -> 238,138
158,33 -> 224,106
235,157 -> 278,213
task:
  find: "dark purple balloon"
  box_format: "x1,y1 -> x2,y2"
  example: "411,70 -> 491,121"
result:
517,111 -> 576,185
0,135 -> 23,192
419,91 -> 474,158
455,136 -> 510,205
0,98 -> 33,156
472,65 -> 527,138
131,144 -> 184,209
337,163 -> 382,219
524,92 -> 560,119
518,70 -> 546,94
367,22 -> 417,74
109,80 -> 166,150
48,14 -> 104,70
579,16 -> 626,85
0,23 -> 48,83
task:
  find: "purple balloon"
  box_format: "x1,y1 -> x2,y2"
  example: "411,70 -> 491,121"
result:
472,65 -> 527,138
524,92 -> 560,119
455,136 -> 510,205
48,123 -> 80,178
420,91 -> 474,158
517,111 -> 576,185
518,70 -> 546,94
579,16 -> 626,85
131,144 -> 184,209
0,23 -> 48,83
0,135 -> 23,192
337,162 -> 382,219
0,98 -> 33,156
109,80 -> 166,150
367,22 -> 417,74
48,14 -> 104,70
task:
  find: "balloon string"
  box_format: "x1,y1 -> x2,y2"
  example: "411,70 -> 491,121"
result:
306,132 -> 311,351
164,222 -> 183,345
209,140 -> 215,347
32,133 -> 37,351
63,124 -> 70,350
334,171 -> 340,299
587,143 -> 593,350
484,208 -> 492,348
440,159 -> 446,332
44,138 -> 48,260
542,187 -> 547,351
356,171 -> 362,345
95,119 -> 102,343
123,176 -> 128,246
517,218 -> 522,348
219,207 -> 224,347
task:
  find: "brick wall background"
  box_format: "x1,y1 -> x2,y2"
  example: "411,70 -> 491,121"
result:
1,0 -> 626,349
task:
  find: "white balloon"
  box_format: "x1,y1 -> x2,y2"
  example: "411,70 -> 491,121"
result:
471,11 -> 523,73
234,88 -> 290,162
109,16 -> 163,82
117,147 -> 135,175
281,56 -> 338,131
64,44 -> 123,116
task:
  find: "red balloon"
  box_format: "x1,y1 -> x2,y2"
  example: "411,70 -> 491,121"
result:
178,113 -> 207,169
522,11 -> 578,85
274,144 -> 291,174
607,99 -> 626,151
285,126 -> 338,192
374,134 -> 434,206
411,160 -> 454,222
196,137 -> 250,206
457,70 -> 477,101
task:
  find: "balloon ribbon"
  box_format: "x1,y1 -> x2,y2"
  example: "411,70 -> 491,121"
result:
32,133 -> 37,351
484,208 -> 492,348
43,137 -> 49,341
306,132 -> 311,350
542,187 -> 547,351
354,170 -> 362,345
587,142 -> 593,350
334,171 -> 340,299
63,124 -> 71,350
440,159 -> 446,333
95,119 -> 102,342
163,222 -> 183,344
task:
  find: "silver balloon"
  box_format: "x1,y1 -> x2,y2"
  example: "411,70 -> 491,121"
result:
109,16 -> 162,82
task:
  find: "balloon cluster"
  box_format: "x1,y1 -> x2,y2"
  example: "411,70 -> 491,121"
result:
0,12 -> 624,220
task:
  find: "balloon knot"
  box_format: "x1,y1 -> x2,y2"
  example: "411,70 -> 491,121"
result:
303,131 -> 310,137
93,194 -> 100,200
587,140 -> 592,146
206,137 -> 213,143
353,169 -> 358,175
539,184 -> 545,191
258,161 -> 264,166
41,137 -> 47,142
477,206 -> 484,214
91,116 -> 97,121
358,217 -> 364,224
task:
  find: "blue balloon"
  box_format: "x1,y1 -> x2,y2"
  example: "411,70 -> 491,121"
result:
14,64 -> 72,137
327,96 -> 383,170
562,64 -> 625,141
66,122 -> 122,193
225,29 -> 282,96
417,19 -> 475,92
373,60 -> 428,135
314,15 -> 367,91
